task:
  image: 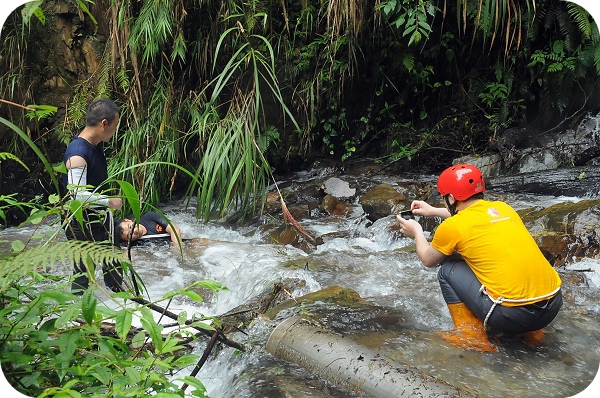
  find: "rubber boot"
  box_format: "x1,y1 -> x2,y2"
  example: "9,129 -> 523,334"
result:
436,302 -> 496,352
522,329 -> 545,347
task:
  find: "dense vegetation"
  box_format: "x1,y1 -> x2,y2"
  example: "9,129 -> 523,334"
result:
1,0 -> 599,220
0,1 -> 599,396
0,117 -> 226,396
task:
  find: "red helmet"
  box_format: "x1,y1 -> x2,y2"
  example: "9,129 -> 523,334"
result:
437,164 -> 485,200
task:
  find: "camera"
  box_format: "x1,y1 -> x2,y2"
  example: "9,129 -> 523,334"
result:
398,210 -> 414,220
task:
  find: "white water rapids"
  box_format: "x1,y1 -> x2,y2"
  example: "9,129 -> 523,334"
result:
1,173 -> 599,398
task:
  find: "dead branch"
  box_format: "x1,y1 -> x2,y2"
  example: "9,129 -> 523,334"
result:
280,198 -> 317,245
131,297 -> 245,351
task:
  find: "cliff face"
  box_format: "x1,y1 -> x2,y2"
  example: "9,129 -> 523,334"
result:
19,1 -> 111,118
0,1 -> 114,225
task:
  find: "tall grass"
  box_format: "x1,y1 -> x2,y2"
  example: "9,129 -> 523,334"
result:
185,20 -> 299,221
109,62 -> 183,210
2,0 -> 598,221
95,1 -> 300,221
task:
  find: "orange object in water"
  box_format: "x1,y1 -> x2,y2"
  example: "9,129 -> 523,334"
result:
437,302 -> 497,352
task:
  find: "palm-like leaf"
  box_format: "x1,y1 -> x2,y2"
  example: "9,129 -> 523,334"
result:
185,19 -> 299,222
453,0 -> 536,53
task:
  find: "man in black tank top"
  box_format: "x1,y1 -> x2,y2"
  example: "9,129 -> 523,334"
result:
62,98 -> 124,294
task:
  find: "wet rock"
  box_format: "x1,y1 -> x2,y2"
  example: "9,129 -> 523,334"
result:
286,204 -> 311,221
321,177 -> 356,198
520,199 -> 600,265
559,269 -> 588,287
308,160 -> 340,178
486,166 -> 600,198
267,225 -> 300,246
263,223 -> 319,253
316,230 -> 355,244
321,194 -> 351,216
265,158 -> 599,266
360,183 -> 407,221
265,192 -> 280,212
488,114 -> 600,174
264,285 -> 363,319
452,154 -> 503,177
281,259 -> 321,271
297,184 -> 324,203
395,180 -> 437,202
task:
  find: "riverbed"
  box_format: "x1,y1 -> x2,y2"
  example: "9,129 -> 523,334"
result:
1,169 -> 599,398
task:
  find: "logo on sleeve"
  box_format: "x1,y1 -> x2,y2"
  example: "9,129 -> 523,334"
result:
155,224 -> 164,233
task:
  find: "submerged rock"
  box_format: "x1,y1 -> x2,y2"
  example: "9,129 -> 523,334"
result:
265,285 -> 363,319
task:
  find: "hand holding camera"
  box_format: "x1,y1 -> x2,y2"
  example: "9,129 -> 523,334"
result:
398,209 -> 414,220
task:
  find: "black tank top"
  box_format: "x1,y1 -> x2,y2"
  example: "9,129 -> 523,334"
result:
62,136 -> 109,196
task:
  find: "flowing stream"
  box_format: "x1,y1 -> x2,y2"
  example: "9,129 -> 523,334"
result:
1,169 -> 599,398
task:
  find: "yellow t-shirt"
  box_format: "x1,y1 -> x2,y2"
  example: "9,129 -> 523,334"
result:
431,200 -> 561,306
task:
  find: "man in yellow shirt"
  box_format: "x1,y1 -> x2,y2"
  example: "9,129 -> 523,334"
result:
397,164 -> 562,352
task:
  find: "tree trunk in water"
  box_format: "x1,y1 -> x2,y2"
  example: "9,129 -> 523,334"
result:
487,166 -> 599,197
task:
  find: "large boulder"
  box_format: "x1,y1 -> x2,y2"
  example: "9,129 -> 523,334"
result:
519,199 -> 600,265
488,113 -> 600,174
360,183 -> 406,221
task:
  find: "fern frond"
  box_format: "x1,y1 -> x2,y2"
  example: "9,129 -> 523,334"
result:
594,43 -> 600,75
567,2 -> 593,40
402,53 -> 415,71
0,240 -> 131,292
97,52 -> 114,98
0,152 -> 30,171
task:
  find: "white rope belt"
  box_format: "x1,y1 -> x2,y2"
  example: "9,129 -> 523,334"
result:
480,285 -> 561,329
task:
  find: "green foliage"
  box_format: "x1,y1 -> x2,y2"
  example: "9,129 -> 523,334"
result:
25,104 -> 58,121
128,0 -> 176,65
108,62 -> 184,209
566,2 -> 600,74
184,16 -> 298,221
477,62 -> 526,131
377,0 -> 437,46
528,40 -> 576,73
2,0 -> 600,217
0,275 -> 212,397
1,240 -> 129,289
0,126 -> 220,396
0,152 -> 49,226
0,152 -> 29,171
76,0 -> 98,26
21,0 -> 46,28
456,0 -> 536,53
0,116 -> 61,198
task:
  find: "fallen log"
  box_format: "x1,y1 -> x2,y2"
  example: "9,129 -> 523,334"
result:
267,316 -> 472,398
487,166 -> 600,197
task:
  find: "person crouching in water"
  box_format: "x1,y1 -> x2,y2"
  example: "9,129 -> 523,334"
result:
396,164 -> 562,352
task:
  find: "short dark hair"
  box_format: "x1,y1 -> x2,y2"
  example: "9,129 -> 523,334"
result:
86,98 -> 120,127
114,219 -> 125,242
465,192 -> 485,201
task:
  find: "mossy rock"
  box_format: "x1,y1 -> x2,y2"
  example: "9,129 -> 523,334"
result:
265,285 -> 362,319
